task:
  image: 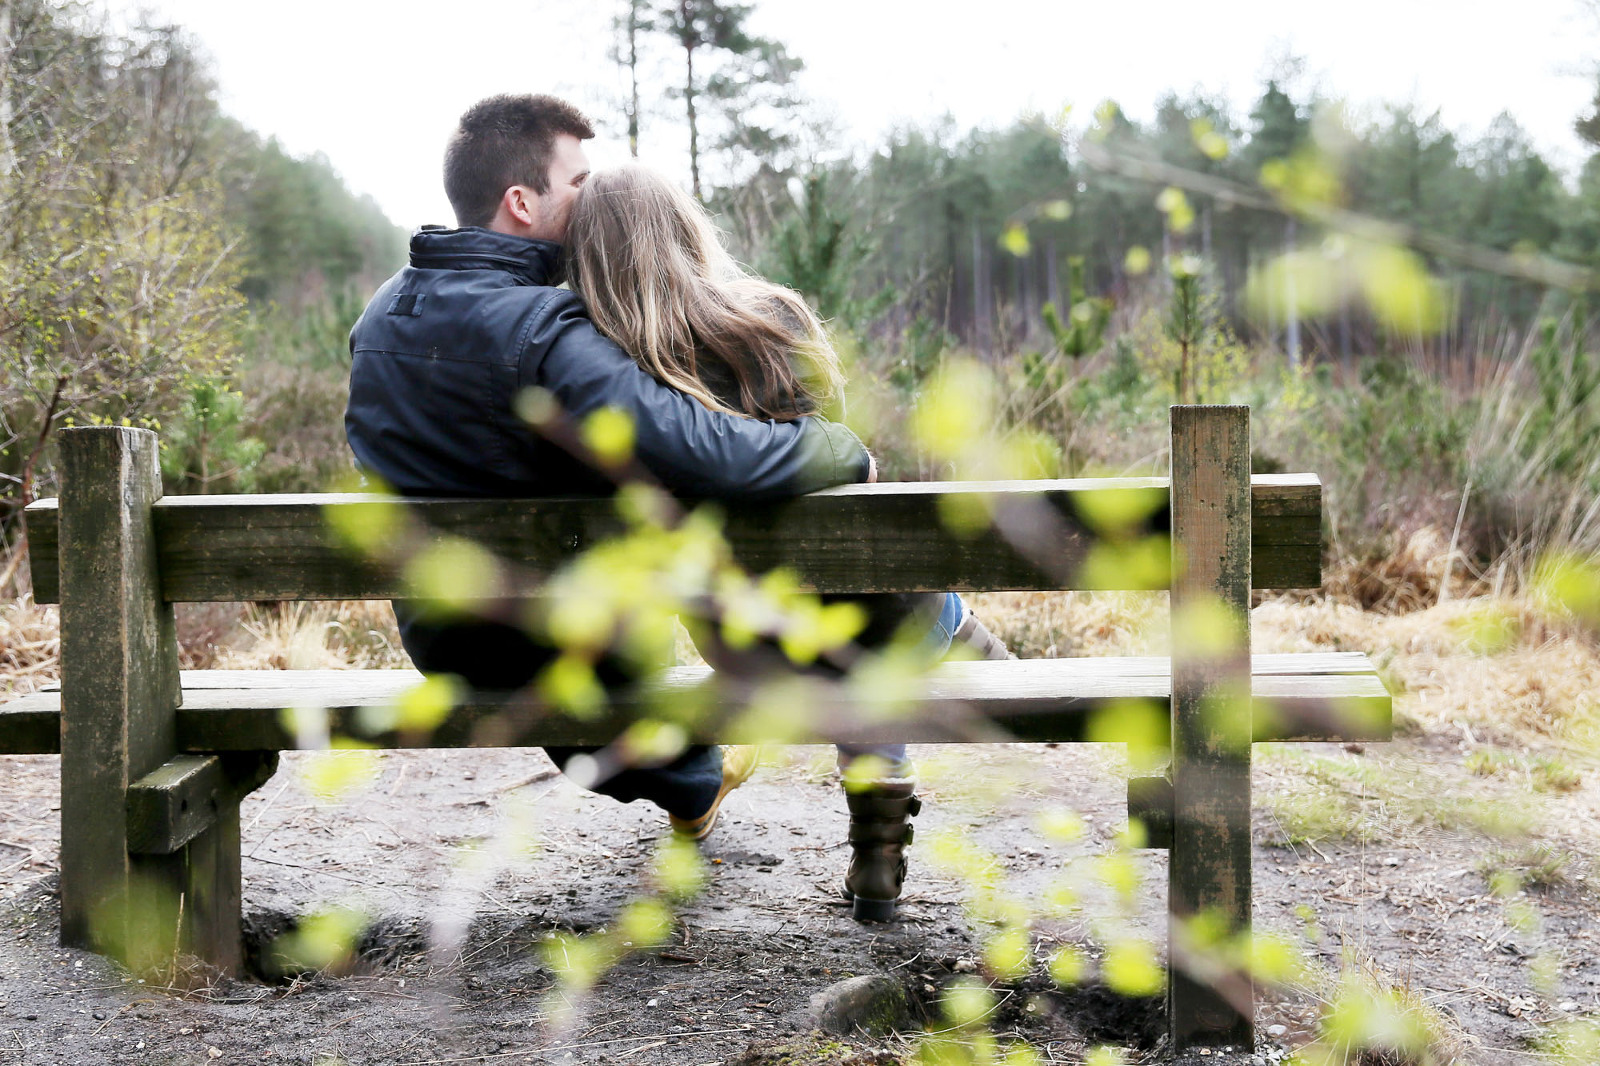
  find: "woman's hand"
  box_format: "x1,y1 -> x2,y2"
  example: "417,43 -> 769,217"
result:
866,452 -> 878,484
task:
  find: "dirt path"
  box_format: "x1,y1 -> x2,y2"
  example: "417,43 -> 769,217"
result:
2,728 -> 1596,1065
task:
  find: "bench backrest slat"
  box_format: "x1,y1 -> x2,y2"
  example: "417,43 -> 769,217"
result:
23,474 -> 1322,603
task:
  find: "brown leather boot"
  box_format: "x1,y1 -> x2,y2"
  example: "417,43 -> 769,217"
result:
843,777 -> 920,922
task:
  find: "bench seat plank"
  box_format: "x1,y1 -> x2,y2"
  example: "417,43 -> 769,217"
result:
0,653 -> 1391,755
0,702 -> 62,755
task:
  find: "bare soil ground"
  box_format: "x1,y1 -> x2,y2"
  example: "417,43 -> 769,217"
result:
2,595 -> 1599,1065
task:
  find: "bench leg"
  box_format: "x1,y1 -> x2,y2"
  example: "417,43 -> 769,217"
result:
124,751 -> 280,971
172,806 -> 244,972
1168,405 -> 1254,1050
56,427 -> 246,973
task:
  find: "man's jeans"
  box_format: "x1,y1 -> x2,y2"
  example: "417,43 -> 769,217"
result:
833,590 -> 964,777
394,592 -> 968,819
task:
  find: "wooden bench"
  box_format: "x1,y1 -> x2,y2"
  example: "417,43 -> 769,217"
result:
2,406 -> 1390,1051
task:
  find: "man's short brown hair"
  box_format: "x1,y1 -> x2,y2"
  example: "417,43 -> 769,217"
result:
443,94 -> 596,229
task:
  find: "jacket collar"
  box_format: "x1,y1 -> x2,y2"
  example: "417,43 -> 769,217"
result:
408,226 -> 563,285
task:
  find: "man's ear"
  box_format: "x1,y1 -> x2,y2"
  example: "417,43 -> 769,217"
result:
502,185 -> 537,228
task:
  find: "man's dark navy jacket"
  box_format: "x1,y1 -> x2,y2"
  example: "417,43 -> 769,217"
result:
345,226 -> 871,687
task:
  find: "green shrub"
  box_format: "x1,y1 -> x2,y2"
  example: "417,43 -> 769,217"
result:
160,381 -> 267,494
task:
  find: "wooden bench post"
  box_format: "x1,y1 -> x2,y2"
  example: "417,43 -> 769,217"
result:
57,427 -> 244,972
1168,405 -> 1254,1049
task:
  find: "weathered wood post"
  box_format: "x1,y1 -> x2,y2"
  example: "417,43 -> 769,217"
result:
57,427 -> 244,972
1168,405 -> 1254,1049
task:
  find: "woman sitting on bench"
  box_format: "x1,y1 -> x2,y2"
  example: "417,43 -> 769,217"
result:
564,163 -> 1012,921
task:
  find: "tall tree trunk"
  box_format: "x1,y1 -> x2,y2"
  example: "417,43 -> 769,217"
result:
944,201 -> 960,337
626,1 -> 641,158
1339,300 -> 1352,378
0,0 -> 17,191
1160,221 -> 1172,291
1284,216 -> 1300,369
1045,237 -> 1060,313
970,220 -> 984,353
681,2 -> 701,201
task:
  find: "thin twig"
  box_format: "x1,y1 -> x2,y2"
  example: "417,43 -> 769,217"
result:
1440,479 -> 1472,605
615,1039 -> 668,1058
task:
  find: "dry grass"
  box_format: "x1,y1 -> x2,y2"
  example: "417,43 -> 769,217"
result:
0,594 -> 59,696
971,576 -> 1600,754
1252,590 -> 1600,857
1253,595 -> 1600,750
964,590 -> 1167,658
0,598 -> 410,699
1322,526 -> 1488,614
212,601 -> 408,670
6,536 -> 1597,769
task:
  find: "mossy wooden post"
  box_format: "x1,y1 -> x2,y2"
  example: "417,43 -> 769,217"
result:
57,427 -> 242,972
1168,406 -> 1253,1049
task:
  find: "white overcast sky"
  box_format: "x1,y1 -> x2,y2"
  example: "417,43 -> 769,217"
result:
113,0 -> 1600,230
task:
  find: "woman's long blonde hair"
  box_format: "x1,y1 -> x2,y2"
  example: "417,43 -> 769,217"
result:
565,164 -> 843,422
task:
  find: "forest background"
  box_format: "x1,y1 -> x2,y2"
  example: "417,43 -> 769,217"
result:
3,0 -> 1599,587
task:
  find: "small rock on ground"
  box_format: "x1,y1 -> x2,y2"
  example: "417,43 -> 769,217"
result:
809,974 -> 911,1036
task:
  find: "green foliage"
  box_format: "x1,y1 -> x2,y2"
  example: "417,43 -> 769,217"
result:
700,66 -> 1580,368
1476,843 -> 1573,891
764,171 -> 893,329
1165,258 -> 1204,402
1040,258 -> 1111,361
0,170 -> 247,507
1465,747 -> 1583,794
1026,256 -> 1111,398
160,379 -> 267,493
89,875 -> 186,978
0,0 -> 399,532
266,907 -> 369,976
889,315 -> 953,392
1307,965 -> 1462,1065
1121,259 -> 1251,406
655,0 -> 806,197
234,362 -> 354,493
248,286 -> 369,371
1311,359 -> 1473,543
1526,316 -> 1600,478
1261,748 -> 1534,848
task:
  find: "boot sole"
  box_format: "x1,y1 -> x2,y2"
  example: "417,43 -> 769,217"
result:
847,892 -> 899,922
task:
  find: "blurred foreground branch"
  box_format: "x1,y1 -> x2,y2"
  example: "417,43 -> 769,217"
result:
1078,138 -> 1599,293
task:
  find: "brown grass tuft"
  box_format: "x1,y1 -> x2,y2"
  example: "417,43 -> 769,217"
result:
964,590 -> 1166,658
1323,526 -> 1485,614
213,601 -> 408,670
0,594 -> 59,696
